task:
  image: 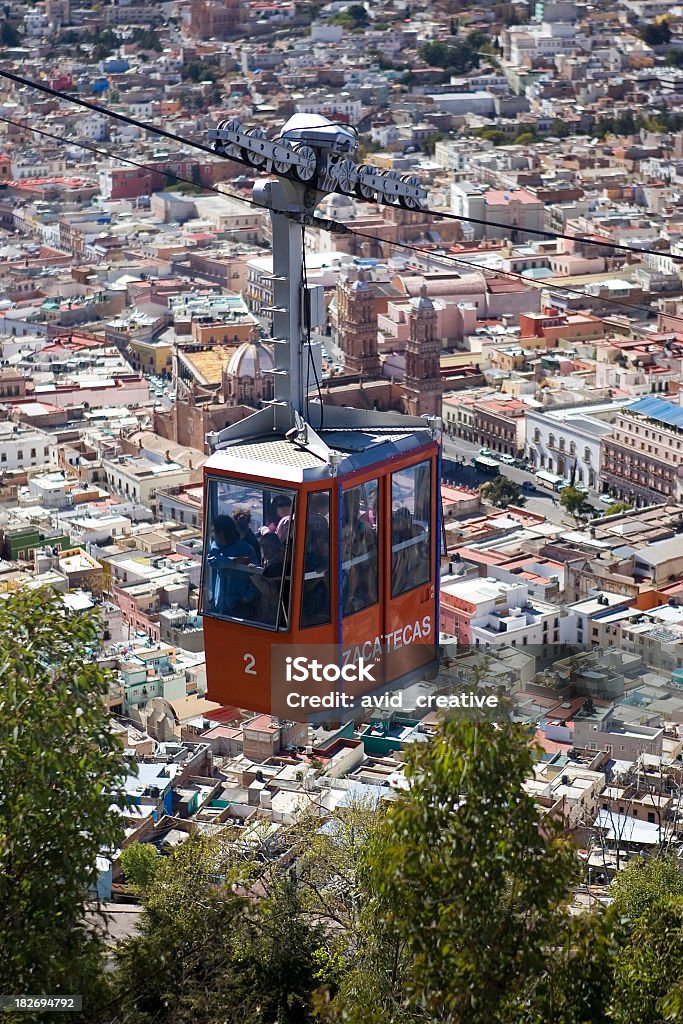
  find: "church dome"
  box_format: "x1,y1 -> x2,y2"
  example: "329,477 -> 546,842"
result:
226,340 -> 274,378
411,283 -> 434,310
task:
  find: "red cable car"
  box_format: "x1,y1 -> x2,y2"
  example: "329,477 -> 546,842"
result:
201,405 -> 441,716
200,115 -> 441,717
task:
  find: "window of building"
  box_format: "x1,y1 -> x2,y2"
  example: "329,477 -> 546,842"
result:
202,476 -> 296,630
342,480 -> 378,616
559,438 -> 565,452
549,433 -> 555,448
17,450 -> 23,460
391,462 -> 431,597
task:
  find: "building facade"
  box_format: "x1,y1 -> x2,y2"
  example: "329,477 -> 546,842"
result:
601,397 -> 683,504
336,270 -> 381,378
402,286 -> 442,418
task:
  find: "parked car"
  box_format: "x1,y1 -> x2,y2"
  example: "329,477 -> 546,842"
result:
598,493 -> 613,504
498,453 -> 515,464
479,447 -> 492,457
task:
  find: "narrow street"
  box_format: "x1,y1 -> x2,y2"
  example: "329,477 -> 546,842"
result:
441,435 -> 603,527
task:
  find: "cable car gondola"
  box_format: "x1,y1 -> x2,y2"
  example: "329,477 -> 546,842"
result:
202,405 -> 440,716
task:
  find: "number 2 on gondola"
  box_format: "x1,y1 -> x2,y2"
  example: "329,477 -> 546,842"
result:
243,653 -> 257,675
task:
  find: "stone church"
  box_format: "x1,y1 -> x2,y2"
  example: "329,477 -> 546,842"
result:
332,269 -> 443,416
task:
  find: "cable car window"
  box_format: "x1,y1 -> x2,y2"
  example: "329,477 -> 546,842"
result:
203,477 -> 295,630
342,479 -> 379,617
300,491 -> 331,628
391,462 -> 431,597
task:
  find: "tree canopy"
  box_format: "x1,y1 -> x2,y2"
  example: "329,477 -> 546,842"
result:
604,501 -> 633,517
480,474 -> 524,508
344,721 -> 578,1024
0,588 -> 131,1003
639,19 -> 671,46
5,589 -> 683,1024
418,31 -> 490,75
560,484 -> 588,518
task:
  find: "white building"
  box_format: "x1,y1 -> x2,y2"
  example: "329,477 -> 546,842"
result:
102,454 -> 190,512
451,182 -> 545,243
525,401 -> 633,489
0,422 -> 52,472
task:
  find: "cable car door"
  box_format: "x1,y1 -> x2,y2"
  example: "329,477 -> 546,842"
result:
384,453 -> 438,687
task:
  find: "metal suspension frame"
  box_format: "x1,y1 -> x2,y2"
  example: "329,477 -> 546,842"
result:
206,113 -> 440,459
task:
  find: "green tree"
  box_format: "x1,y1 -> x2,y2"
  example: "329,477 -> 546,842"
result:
480,474 -> 524,508
611,898 -> 683,1024
0,19 -> 20,46
131,27 -> 162,52
184,59 -> 217,83
0,588 -> 131,1004
119,841 -> 162,894
418,33 -> 487,75
639,19 -> 671,46
114,831 -> 331,1024
603,501 -> 633,517
165,180 -> 202,195
423,131 -> 445,155
560,484 -> 586,518
513,909 -> 616,1024
550,118 -> 570,138
608,854 -> 683,928
330,4 -> 367,28
666,48 -> 683,67
514,130 -> 537,146
337,722 -> 579,1024
477,127 -> 508,145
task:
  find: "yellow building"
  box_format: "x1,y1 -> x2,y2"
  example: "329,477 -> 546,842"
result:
127,336 -> 173,375
190,316 -> 257,346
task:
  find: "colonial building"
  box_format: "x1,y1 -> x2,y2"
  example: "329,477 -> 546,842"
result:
222,341 -> 274,407
336,269 -> 381,378
444,391 -> 527,457
525,401 -> 629,488
601,397 -> 683,505
155,341 -> 273,452
402,286 -> 442,418
189,0 -> 246,39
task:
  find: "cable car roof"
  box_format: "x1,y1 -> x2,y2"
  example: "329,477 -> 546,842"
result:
205,425 -> 436,483
205,403 -> 441,482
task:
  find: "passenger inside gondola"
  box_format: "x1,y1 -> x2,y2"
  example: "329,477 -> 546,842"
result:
207,515 -> 258,617
301,491 -> 331,628
204,480 -> 297,627
250,532 -> 286,626
232,506 -> 261,565
390,461 -> 431,596
341,480 -> 378,617
265,494 -> 293,533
